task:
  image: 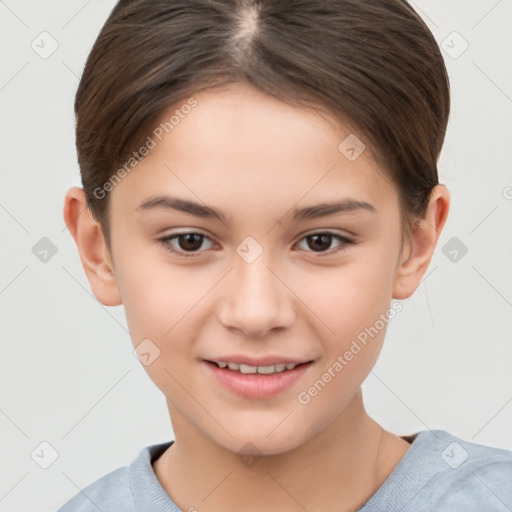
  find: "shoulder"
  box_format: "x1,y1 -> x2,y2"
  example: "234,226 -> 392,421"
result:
57,441 -> 172,512
361,430 -> 512,512
57,464 -> 132,512
422,430 -> 512,510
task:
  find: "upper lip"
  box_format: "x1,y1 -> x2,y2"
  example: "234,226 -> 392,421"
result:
204,355 -> 313,366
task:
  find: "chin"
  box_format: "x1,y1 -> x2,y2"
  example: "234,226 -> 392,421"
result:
212,424 -> 312,458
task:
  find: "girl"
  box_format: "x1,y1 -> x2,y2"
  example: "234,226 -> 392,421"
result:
60,0 -> 512,510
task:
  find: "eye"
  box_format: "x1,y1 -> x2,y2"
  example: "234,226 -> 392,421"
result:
158,232 -> 216,258
158,230 -> 354,258
295,231 -> 354,256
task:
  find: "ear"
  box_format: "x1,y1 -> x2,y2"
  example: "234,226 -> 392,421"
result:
393,184 -> 450,299
63,187 -> 122,306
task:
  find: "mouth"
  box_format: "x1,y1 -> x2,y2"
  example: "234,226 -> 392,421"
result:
203,358 -> 314,399
205,360 -> 310,374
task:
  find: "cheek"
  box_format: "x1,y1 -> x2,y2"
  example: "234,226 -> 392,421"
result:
116,256 -> 211,398
116,251 -> 220,356
292,261 -> 394,418
294,254 -> 396,344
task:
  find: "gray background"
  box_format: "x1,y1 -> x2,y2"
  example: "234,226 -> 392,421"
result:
1,1 -> 511,510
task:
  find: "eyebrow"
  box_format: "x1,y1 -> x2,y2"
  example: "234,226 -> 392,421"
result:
136,195 -> 376,223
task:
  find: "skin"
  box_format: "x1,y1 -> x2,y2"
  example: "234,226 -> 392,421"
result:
64,82 -> 450,511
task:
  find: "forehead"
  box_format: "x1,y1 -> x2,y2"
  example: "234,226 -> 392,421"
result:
110,82 -> 398,216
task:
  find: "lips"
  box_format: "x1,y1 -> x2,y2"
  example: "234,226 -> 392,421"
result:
205,354 -> 311,366
203,357 -> 314,399
208,360 -> 304,374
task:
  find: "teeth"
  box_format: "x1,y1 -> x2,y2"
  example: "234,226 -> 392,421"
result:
240,364 -> 258,374
257,365 -> 276,374
215,361 -> 298,373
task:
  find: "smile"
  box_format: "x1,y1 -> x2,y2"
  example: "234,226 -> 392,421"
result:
211,361 -> 301,374
203,359 -> 314,399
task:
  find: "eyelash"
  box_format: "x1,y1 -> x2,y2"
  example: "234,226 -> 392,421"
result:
157,231 -> 354,258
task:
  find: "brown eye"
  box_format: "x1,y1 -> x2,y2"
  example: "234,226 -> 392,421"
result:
296,232 -> 354,256
306,234 -> 333,252
176,233 -> 204,251
158,232 -> 215,257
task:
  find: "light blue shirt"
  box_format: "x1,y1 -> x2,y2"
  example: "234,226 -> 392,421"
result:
57,430 -> 512,511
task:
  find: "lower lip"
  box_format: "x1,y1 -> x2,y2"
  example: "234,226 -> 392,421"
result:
203,361 -> 312,399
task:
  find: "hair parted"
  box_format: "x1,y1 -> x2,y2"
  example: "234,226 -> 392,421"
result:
74,0 -> 450,251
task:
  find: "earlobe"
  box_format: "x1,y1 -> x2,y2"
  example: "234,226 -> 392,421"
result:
392,184 -> 450,299
63,187 -> 122,306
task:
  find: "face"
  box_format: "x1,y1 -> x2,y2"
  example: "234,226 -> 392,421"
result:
107,82 -> 407,455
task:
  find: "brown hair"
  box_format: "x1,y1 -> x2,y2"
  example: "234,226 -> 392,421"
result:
74,0 -> 450,253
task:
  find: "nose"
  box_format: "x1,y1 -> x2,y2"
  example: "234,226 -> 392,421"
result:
216,254 -> 296,339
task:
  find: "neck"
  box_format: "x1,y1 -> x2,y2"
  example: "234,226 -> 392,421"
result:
153,390 -> 410,512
